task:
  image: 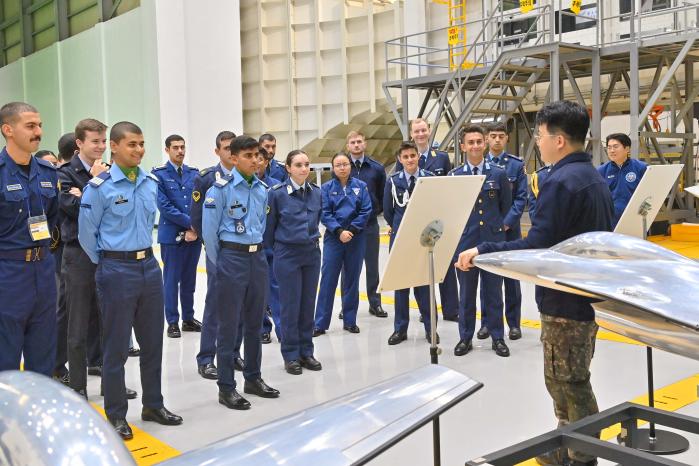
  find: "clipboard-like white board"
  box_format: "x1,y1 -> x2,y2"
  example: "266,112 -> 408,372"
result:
684,184 -> 699,199
614,164 -> 683,238
378,175 -> 485,292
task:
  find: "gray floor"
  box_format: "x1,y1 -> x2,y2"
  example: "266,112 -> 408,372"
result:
84,231 -> 699,465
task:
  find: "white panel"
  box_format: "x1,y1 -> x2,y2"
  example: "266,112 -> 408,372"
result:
0,61 -> 24,104
293,24 -> 316,53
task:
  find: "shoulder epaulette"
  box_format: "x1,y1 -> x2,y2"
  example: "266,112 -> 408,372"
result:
309,182 -> 319,189
422,169 -> 434,176
147,172 -> 160,183
214,177 -> 229,188
272,183 -> 284,190
152,164 -> 167,171
186,165 -> 198,171
35,157 -> 57,170
504,153 -> 522,161
258,179 -> 269,189
535,165 -> 551,173
88,171 -> 111,188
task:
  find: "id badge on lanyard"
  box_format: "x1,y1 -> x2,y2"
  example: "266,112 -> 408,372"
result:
28,214 -> 50,240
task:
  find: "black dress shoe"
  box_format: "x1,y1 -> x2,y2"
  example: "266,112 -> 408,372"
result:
387,331 -> 408,345
181,319 -> 202,332
233,357 -> 245,371
261,333 -> 272,344
218,390 -> 251,410
87,365 -> 102,376
312,328 -> 326,337
492,339 -> 510,357
338,311 -> 343,319
425,331 -> 440,344
343,325 -> 360,333
369,305 -> 388,318
443,315 -> 459,322
142,406 -> 183,425
167,323 -> 181,338
244,378 -> 280,398
198,363 -> 218,380
477,326 -> 490,340
53,372 -> 70,386
508,327 -> 522,340
75,388 -> 88,399
300,356 -> 322,371
285,360 -> 302,375
128,347 -> 141,357
454,339 -> 473,356
109,418 -> 133,440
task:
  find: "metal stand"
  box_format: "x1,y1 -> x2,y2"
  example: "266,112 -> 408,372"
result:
617,201 -> 690,455
420,220 -> 444,466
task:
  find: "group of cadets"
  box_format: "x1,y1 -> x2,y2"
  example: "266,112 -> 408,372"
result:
0,100 -> 648,442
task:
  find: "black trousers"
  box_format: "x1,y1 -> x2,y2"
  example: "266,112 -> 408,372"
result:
63,245 -> 102,392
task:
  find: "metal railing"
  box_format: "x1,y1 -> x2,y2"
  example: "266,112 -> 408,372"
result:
384,0 -> 699,84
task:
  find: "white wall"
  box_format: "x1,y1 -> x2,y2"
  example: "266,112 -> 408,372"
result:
0,0 -> 243,171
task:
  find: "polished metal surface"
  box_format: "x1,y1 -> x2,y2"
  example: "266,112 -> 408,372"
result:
165,365 -> 482,466
0,370 -> 135,466
474,232 -> 699,360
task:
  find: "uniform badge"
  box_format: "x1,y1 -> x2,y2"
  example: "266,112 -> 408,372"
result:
204,197 -> 216,208
625,172 -> 637,183
353,187 -> 360,195
40,181 -> 53,189
215,171 -> 221,181
287,185 -> 293,195
115,195 -> 129,205
6,184 -> 22,191
266,205 -> 271,214
234,219 -> 246,234
192,191 -> 201,202
489,190 -> 496,198
127,171 -> 137,183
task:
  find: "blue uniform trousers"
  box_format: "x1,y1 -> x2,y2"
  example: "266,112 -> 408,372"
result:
458,267 -> 504,342
439,265 -> 459,320
95,256 -> 164,420
315,232 -> 366,330
215,248 -> 266,392
197,256 -> 243,366
394,286 -> 432,334
261,248 -> 281,340
0,257 -> 57,376
478,227 -> 521,329
161,241 -> 202,325
274,242 -> 320,362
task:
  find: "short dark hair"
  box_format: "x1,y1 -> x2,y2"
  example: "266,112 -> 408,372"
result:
460,125 -> 485,143
35,150 -> 55,159
285,149 -> 307,167
216,130 -> 236,148
75,118 -> 107,141
165,134 -> 185,148
0,102 -> 39,137
259,133 -> 276,144
331,151 -> 351,166
395,141 -> 419,158
487,122 -> 508,134
230,135 -> 259,155
606,133 -> 631,148
57,132 -> 78,162
110,121 -> 142,143
535,100 -> 589,146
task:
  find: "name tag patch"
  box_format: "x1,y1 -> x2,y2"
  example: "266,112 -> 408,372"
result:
6,184 -> 22,191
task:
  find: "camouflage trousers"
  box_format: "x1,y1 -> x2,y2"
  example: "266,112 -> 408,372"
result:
540,313 -> 599,463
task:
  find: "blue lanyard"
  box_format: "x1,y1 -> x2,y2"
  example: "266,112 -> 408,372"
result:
14,167 -> 45,217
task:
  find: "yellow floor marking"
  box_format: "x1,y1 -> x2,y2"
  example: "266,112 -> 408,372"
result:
516,373 -> 699,465
90,404 -> 181,465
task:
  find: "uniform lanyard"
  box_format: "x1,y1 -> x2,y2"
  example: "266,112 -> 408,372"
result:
391,175 -> 414,208
232,181 -> 254,234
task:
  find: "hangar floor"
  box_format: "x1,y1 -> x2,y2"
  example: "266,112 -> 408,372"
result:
81,231 -> 699,466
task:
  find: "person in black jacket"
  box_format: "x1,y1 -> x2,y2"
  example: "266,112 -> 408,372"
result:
455,101 -> 613,466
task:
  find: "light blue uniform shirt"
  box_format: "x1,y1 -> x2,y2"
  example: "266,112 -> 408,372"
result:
78,165 -> 159,264
202,167 -> 268,265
